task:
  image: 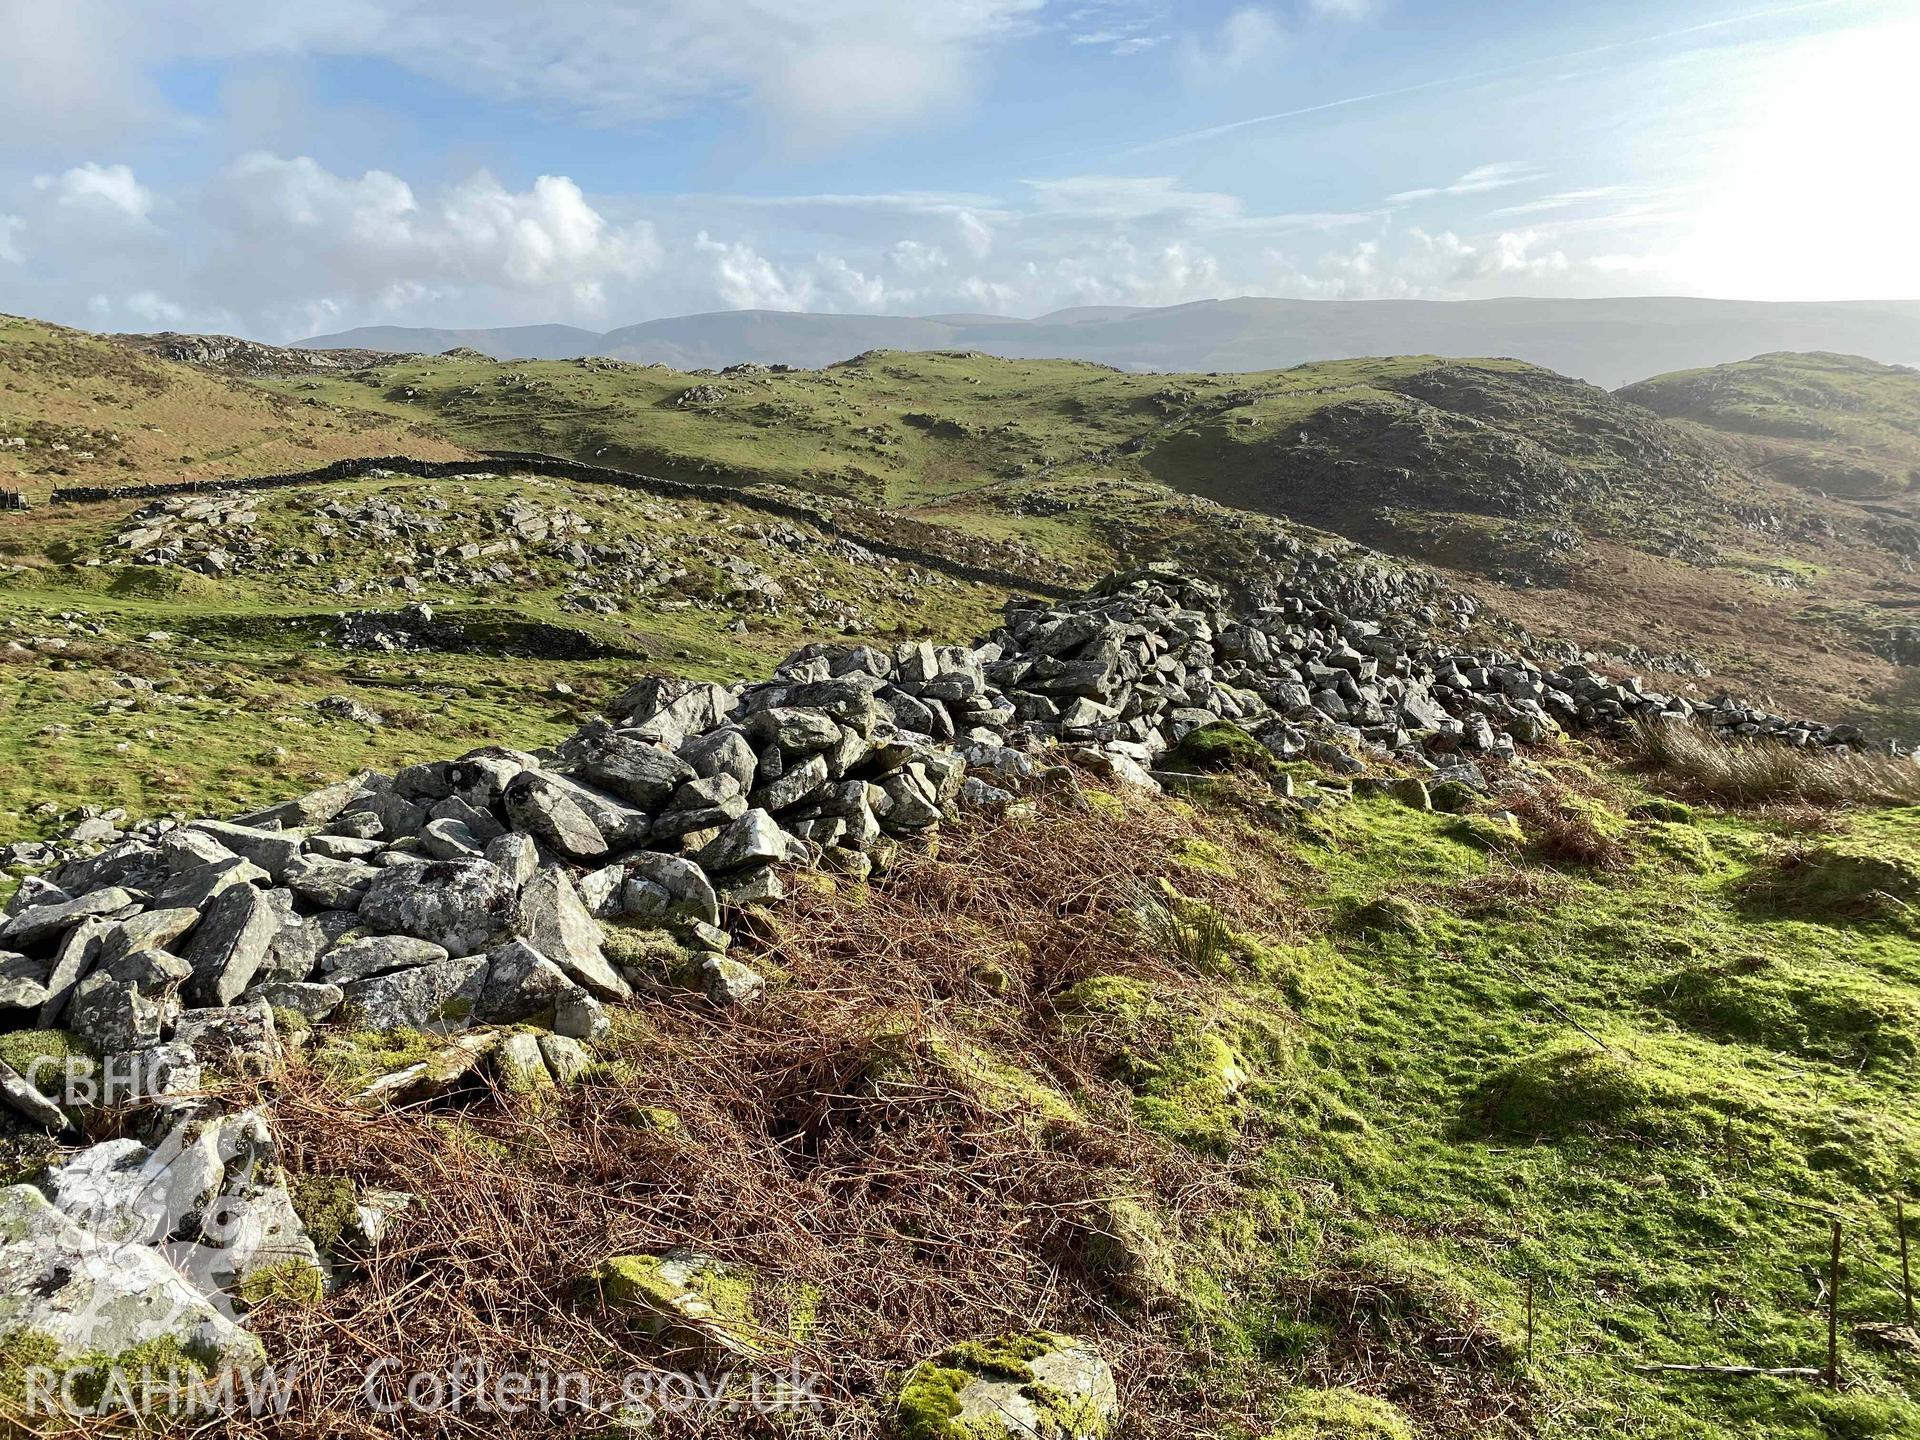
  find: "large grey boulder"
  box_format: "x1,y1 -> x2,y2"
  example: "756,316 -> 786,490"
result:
284,854 -> 379,910
475,939 -> 575,1024
320,935 -> 449,985
166,1113 -> 326,1314
98,907 -> 202,969
514,871 -> 633,1001
575,735 -> 695,809
0,1185 -> 264,1377
749,753 -> 829,813
68,972 -> 169,1055
1,888 -> 139,951
38,916 -> 110,1027
502,771 -> 610,861
359,858 -> 515,958
484,832 -> 539,888
0,952 -> 49,1011
694,810 -> 788,875
678,726 -> 757,790
622,852 -> 720,929
743,707 -> 841,754
153,856 -> 268,912
184,884 -> 282,1007
611,677 -> 734,747
40,1124 -> 224,1246
186,820 -> 304,882
341,955 -> 487,1030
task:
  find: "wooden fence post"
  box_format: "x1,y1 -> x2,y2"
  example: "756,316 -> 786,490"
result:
1827,1219 -> 1842,1391
1900,1196 -> 1915,1329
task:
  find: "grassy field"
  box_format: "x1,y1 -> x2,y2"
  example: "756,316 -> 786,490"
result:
0,314 -> 467,502
0,469 -> 1011,837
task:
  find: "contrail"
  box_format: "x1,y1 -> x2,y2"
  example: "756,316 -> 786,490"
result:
1122,0 -> 1855,156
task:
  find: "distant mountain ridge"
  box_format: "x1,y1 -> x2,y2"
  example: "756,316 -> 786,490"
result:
299,296 -> 1920,388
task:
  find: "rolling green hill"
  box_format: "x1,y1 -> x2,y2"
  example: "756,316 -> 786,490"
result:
1620,352 -> 1920,501
0,314 -> 467,503
243,344 -> 1920,735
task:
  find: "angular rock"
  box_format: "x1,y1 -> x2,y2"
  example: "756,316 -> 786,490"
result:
359,858 -> 515,958
320,935 -> 450,984
896,1332 -> 1117,1440
68,971 -> 168,1054
576,735 -> 695,809
475,938 -> 574,1024
284,854 -> 380,910
153,856 -> 268,912
503,771 -> 610,861
0,1060 -> 67,1129
1,887 -> 139,951
251,979 -> 345,1022
0,1184 -> 263,1377
694,809 -> 788,874
341,955 -> 488,1030
187,820 -> 304,882
484,831 -> 539,888
514,870 -> 633,1001
184,883 -> 281,1007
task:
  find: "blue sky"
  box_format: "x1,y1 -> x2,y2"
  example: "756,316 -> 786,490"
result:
0,0 -> 1912,340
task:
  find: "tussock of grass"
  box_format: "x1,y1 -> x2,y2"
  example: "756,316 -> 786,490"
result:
1632,719 -> 1920,805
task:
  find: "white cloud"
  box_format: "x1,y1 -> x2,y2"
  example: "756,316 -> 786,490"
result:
956,209 -> 995,259
206,155 -> 659,309
0,154 -> 1667,338
889,240 -> 949,275
695,233 -> 816,311
33,162 -> 154,222
1180,7 -> 1288,82
1308,0 -> 1380,19
1022,175 -> 1243,223
1387,161 -> 1545,206
0,1 -> 1046,150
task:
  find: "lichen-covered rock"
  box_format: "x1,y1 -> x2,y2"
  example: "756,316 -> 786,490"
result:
475,938 -> 576,1025
585,1248 -> 773,1358
503,771 -> 610,861
183,884 -> 281,1007
896,1331 -> 1117,1440
340,955 -> 487,1031
358,859 -> 515,958
513,870 -> 633,1002
39,1123 -> 224,1246
0,1184 -> 265,1378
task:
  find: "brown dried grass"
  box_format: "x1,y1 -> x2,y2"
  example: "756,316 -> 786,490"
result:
167,783 -> 1532,1439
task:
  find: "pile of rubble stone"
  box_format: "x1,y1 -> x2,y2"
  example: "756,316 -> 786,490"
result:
0,564 -> 1902,1380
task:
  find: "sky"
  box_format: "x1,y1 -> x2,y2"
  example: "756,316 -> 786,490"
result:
0,0 -> 1912,341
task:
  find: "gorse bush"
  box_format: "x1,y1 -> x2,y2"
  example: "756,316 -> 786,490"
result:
1631,719 -> 1920,805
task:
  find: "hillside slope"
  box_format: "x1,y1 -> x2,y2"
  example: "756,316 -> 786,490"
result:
300,295 -> 1920,388
238,345 -> 1920,735
1620,352 -> 1920,501
0,315 -> 466,502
